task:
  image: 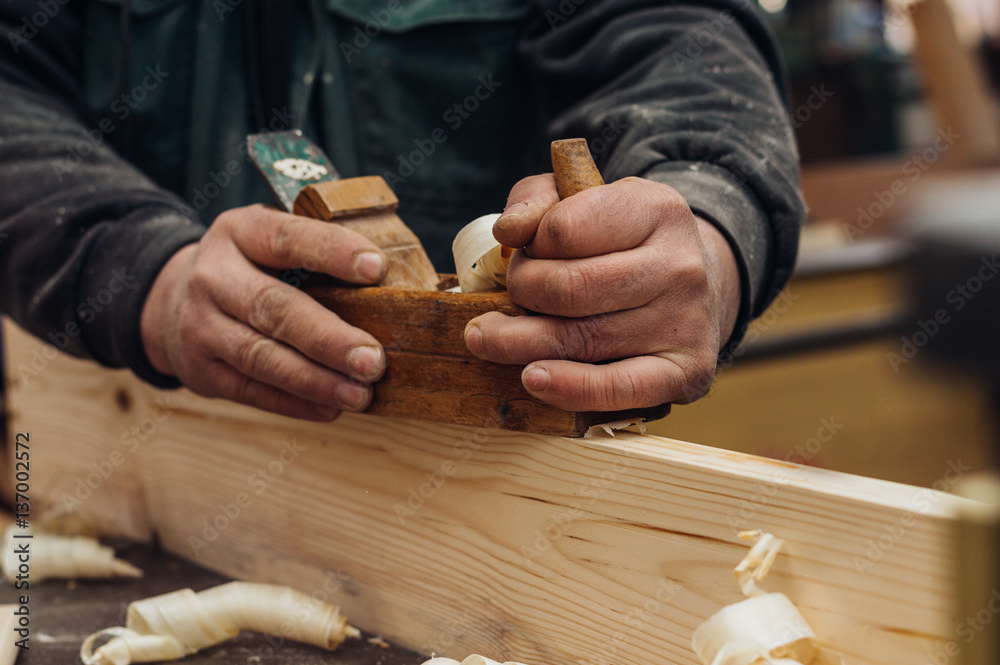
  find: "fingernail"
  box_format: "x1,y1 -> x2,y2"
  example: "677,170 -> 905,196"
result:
502,201 -> 528,216
337,381 -> 370,411
354,252 -> 385,282
522,365 -> 550,392
347,345 -> 383,382
314,404 -> 340,420
464,324 -> 483,355
496,201 -> 528,230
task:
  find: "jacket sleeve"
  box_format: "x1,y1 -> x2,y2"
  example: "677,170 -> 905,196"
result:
519,0 -> 805,349
0,1 -> 205,387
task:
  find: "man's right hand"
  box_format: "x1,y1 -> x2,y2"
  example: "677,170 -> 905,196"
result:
140,204 -> 388,421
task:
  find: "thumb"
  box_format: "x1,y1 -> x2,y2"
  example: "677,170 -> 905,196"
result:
492,174 -> 560,249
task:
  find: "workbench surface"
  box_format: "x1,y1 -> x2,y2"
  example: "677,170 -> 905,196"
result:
0,542 -> 425,665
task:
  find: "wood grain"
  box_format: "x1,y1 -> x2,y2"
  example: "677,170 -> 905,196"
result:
310,285 -> 670,436
293,176 -> 400,220
1,319 -> 972,665
293,176 -> 439,291
551,139 -> 605,199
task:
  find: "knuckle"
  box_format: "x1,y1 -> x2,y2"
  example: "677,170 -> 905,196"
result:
240,337 -> 280,380
247,283 -> 292,336
650,180 -> 685,210
542,208 -> 574,249
552,263 -> 592,315
676,352 -> 717,403
673,254 -> 711,297
232,375 -> 258,407
213,208 -> 239,231
561,316 -> 603,362
611,366 -> 643,406
188,362 -> 223,398
269,217 -> 306,264
186,262 -> 215,296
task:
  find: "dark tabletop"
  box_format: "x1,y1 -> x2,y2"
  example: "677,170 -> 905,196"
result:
0,541 -> 427,665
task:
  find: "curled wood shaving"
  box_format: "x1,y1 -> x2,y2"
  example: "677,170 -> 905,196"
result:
692,531 -> 817,665
1,525 -> 141,583
80,582 -> 359,665
420,655 -> 529,665
452,213 -> 511,292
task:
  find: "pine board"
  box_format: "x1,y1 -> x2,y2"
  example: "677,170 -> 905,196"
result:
0,319 -> 971,665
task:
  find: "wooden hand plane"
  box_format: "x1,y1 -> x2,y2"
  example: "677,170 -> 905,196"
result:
248,131 -> 670,437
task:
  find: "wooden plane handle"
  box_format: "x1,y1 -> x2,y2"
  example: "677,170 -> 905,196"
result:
292,176 -> 440,291
551,138 -> 605,199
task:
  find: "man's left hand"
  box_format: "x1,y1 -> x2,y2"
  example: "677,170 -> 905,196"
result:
463,174 -> 741,411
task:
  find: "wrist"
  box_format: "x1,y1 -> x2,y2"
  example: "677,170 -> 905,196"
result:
140,244 -> 198,375
694,216 -> 741,349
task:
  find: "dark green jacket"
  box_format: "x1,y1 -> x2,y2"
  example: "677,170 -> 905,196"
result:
0,0 -> 804,387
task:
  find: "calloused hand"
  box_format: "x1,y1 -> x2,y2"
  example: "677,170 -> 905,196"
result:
140,204 -> 388,421
464,175 -> 741,411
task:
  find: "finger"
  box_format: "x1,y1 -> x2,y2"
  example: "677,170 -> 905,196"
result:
492,174 -> 560,249
466,308 -> 669,365
525,178 -> 691,260
505,244 -> 668,317
219,204 -> 387,284
204,314 -> 373,413
207,258 -> 386,383
519,355 -> 715,411
202,358 -> 346,421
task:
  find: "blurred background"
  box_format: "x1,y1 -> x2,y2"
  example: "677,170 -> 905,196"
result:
649,0 -> 1000,490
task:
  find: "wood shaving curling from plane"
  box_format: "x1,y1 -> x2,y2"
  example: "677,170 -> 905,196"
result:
452,213 -> 511,292
585,419 -> 648,437
692,530 -> 822,665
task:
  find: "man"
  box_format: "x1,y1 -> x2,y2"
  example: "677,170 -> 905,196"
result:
0,0 -> 803,421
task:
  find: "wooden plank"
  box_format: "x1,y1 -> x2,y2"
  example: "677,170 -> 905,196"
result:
0,319 -> 971,665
